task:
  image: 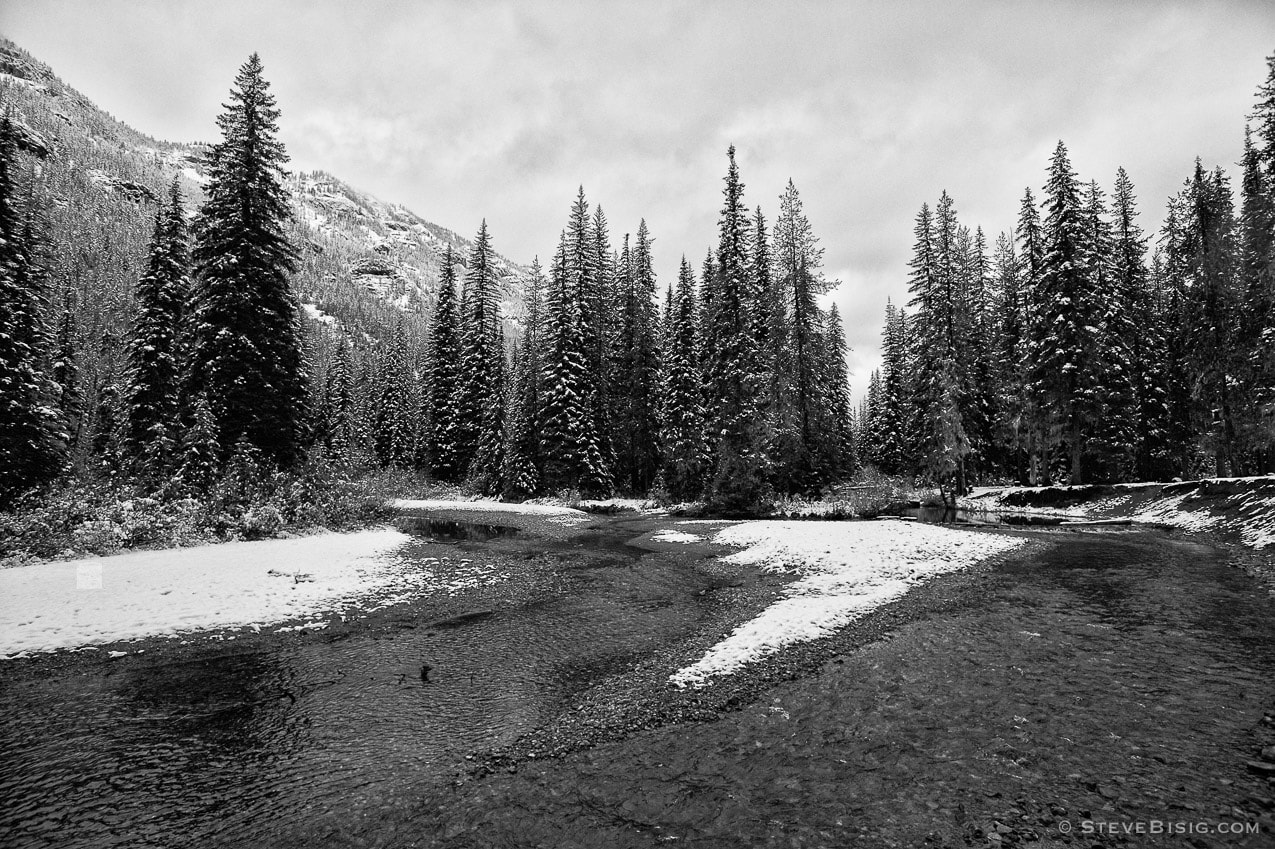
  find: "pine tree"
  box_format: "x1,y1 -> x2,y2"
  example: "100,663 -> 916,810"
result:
1081,178 -> 1137,481
426,245 -> 463,481
123,178 -> 190,468
876,300 -> 911,474
818,303 -> 855,479
540,233 -> 611,495
456,221 -> 505,489
322,335 -> 355,462
1111,167 -> 1171,479
175,394 -> 220,493
1176,162 -> 1243,474
659,257 -> 710,501
613,219 -> 662,493
1032,141 -> 1102,483
52,295 -> 82,454
1239,79 -> 1275,470
1015,186 -> 1048,483
907,194 -> 971,492
187,54 -> 306,465
502,340 -> 540,500
703,146 -> 768,511
774,179 -> 837,494
0,116 -> 65,505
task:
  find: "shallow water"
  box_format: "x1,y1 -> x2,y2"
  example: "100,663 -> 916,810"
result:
0,522 -> 717,849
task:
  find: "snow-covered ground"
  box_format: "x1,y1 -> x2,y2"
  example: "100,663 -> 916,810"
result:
671,520 -> 1025,688
0,528 -> 474,658
650,529 -> 704,544
390,499 -> 589,523
968,477 -> 1275,549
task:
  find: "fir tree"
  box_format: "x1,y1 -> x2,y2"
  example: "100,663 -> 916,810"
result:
123,178 -> 189,467
774,179 -> 837,493
540,233 -> 611,495
0,116 -> 65,505
175,394 -> 220,493
502,340 -> 540,500
659,257 -> 710,501
818,304 -> 855,478
1032,141 -> 1102,483
426,245 -> 463,481
703,146 -> 768,511
187,54 -> 306,465
613,219 -> 662,493
322,335 -> 355,462
457,221 -> 506,491
1111,167 -> 1170,479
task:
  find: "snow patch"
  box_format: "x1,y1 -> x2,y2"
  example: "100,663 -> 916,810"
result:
651,530 -> 704,544
671,521 -> 1025,688
390,499 -> 588,520
0,528 -> 433,657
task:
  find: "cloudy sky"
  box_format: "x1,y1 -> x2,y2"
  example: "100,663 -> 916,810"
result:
5,1 -> 1274,397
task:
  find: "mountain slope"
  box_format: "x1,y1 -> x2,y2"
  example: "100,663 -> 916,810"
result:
0,38 -> 527,455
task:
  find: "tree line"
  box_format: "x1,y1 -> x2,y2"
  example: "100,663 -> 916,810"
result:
858,55 -> 1275,491
0,54 -> 856,512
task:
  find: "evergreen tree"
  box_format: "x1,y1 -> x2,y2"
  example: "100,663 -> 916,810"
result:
1239,114 -> 1275,469
0,116 -> 65,505
322,335 -> 355,462
456,221 -> 505,489
1015,186 -> 1048,483
1111,167 -> 1171,479
774,179 -> 837,493
1032,141 -> 1102,483
703,146 -> 768,511
818,303 -> 855,479
876,300 -> 911,474
175,394 -> 220,493
187,54 -> 306,465
613,219 -> 662,493
540,233 -> 610,495
1081,178 -> 1137,481
426,245 -> 463,481
123,178 -> 189,467
659,257 -> 710,501
52,295 -> 82,453
502,339 -> 540,500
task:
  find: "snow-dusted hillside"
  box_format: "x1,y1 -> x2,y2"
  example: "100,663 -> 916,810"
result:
0,38 -> 528,345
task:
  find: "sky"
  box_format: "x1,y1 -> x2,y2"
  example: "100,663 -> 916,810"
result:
4,0 -> 1274,399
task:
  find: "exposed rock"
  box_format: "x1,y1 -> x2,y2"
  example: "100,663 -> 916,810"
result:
88,171 -> 159,205
10,119 -> 51,159
349,256 -> 397,278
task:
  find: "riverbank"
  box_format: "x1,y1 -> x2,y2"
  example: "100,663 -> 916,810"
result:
965,476 -> 1275,548
414,530 -> 1275,849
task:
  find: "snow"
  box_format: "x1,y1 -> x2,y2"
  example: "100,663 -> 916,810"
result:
670,520 -> 1026,688
390,499 -> 589,520
577,497 -> 663,512
0,529 -> 428,658
301,302 -> 336,325
180,167 -> 209,185
651,530 -> 703,544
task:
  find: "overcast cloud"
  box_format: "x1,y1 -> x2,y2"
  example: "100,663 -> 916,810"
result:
4,0 -> 1274,397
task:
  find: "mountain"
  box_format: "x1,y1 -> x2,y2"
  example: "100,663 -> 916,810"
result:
0,38 -> 528,455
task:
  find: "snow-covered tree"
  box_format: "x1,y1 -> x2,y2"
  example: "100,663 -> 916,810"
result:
123,178 -> 189,469
187,54 -> 307,465
658,257 -> 710,501
703,146 -> 769,511
0,116 -> 65,505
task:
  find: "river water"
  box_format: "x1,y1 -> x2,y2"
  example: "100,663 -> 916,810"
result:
2,521 -> 1271,848
0,519 -> 727,848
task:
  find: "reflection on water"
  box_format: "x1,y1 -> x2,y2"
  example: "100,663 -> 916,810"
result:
2,527 -> 1270,848
0,527 -> 709,848
394,517 -> 521,542
903,505 -> 1068,526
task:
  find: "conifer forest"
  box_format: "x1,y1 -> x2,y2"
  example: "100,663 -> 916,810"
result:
4,11 -> 1275,849
0,43 -> 1273,532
